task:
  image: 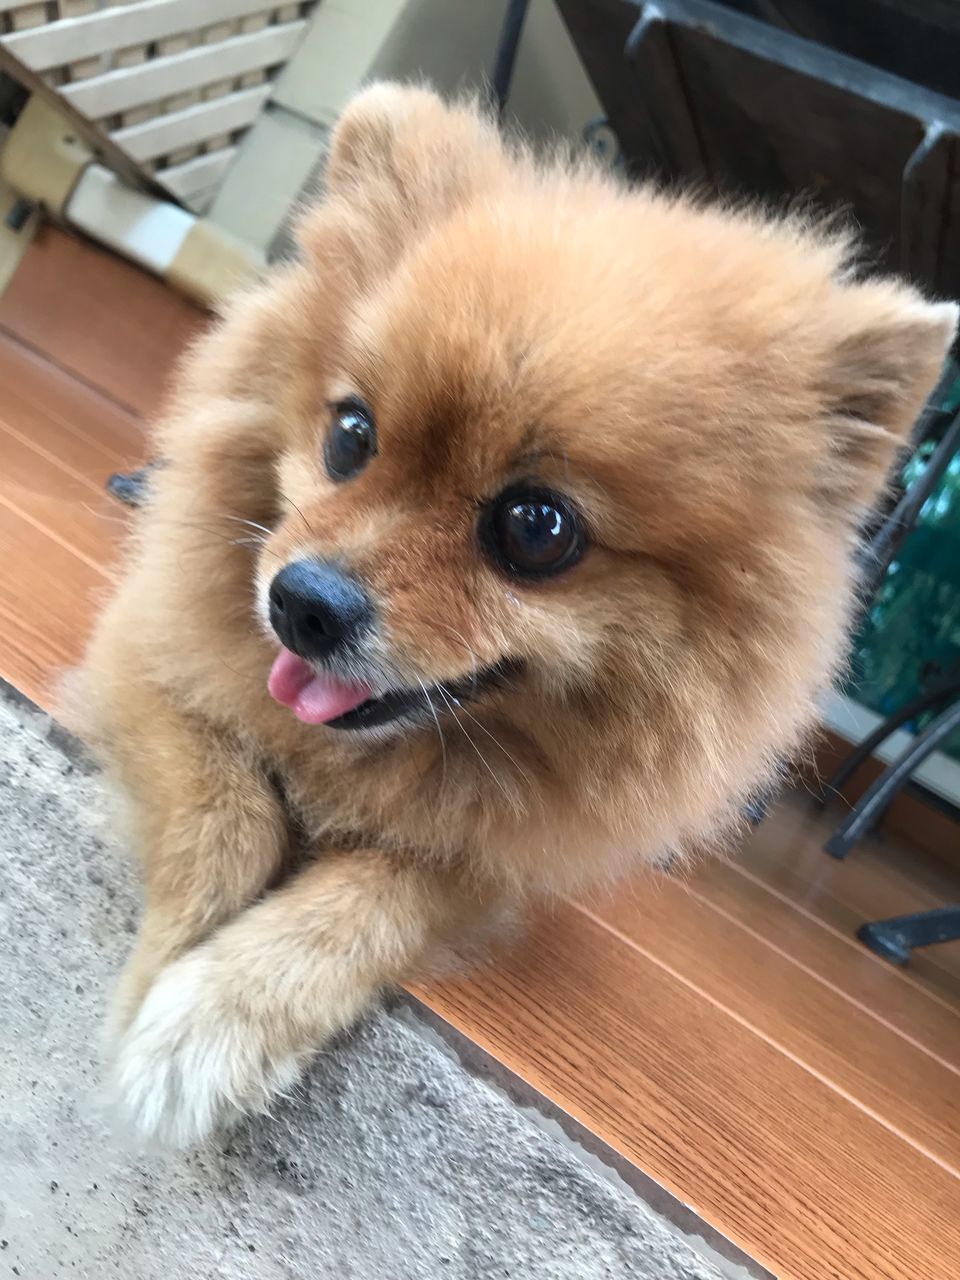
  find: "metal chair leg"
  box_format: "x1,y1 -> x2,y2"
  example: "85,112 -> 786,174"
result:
743,788 -> 773,826
823,698 -> 960,858
856,408 -> 960,601
819,675 -> 960,808
858,906 -> 960,966
489,0 -> 531,118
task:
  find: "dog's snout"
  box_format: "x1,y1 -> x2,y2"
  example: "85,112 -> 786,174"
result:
269,560 -> 373,658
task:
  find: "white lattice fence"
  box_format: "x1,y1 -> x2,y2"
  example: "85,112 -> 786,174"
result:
0,1 -> 316,211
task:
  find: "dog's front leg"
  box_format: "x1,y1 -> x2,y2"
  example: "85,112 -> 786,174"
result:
101,693 -> 290,1034
110,851 -> 488,1146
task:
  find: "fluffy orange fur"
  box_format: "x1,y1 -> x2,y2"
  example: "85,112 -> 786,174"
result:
79,84 -> 956,1144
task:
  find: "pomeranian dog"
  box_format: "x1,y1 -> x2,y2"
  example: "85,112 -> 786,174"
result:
82,83 -> 955,1145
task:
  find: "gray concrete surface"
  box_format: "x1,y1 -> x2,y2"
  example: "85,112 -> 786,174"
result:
0,682 -> 742,1279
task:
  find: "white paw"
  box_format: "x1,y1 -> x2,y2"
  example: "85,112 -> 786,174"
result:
110,951 -> 303,1147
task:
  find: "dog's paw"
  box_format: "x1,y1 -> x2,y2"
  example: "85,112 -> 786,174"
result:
110,951 -> 303,1146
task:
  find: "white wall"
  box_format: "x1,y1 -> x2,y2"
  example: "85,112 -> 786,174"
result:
210,0 -> 602,254
368,0 -> 601,141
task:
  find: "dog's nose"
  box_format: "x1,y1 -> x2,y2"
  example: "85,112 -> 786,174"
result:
268,560 -> 373,658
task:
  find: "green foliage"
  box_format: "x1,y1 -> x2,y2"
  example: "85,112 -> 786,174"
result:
847,418 -> 960,759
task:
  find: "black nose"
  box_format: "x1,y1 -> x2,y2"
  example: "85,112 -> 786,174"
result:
269,560 -> 373,658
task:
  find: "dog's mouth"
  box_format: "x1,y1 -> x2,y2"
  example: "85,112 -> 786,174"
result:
267,647 -> 517,730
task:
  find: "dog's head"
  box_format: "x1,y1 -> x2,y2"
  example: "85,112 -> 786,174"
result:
197,86 -> 955,870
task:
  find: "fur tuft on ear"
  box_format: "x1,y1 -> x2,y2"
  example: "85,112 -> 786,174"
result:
325,82 -> 499,192
817,284 -> 957,513
296,82 -> 507,276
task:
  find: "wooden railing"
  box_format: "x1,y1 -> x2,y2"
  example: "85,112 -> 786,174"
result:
0,1 -> 315,211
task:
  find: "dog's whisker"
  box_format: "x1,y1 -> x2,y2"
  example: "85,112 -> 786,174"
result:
418,614 -> 479,661
229,537 -> 284,561
439,690 -> 532,789
180,523 -> 285,562
228,532 -> 269,546
218,514 -> 275,537
215,655 -> 263,684
434,684 -> 513,804
102,507 -> 283,564
415,676 -> 448,789
278,490 -> 316,537
103,510 -> 268,553
417,613 -> 483,694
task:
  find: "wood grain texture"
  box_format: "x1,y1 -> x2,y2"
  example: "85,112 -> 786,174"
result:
589,873 -> 960,1173
0,226 -> 206,416
415,906 -> 960,1280
739,798 -> 960,1000
0,334 -> 146,468
0,422 -> 127,571
689,855 -> 960,1069
0,500 -> 112,706
0,330 -> 143,704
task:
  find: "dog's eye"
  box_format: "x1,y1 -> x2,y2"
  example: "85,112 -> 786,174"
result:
480,485 -> 586,579
324,397 -> 377,481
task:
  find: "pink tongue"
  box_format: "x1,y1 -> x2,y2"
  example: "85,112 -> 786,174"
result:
268,647 -> 373,725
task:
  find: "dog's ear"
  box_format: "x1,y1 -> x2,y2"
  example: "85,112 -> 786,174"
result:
816,282 -> 957,514
298,83 -> 506,283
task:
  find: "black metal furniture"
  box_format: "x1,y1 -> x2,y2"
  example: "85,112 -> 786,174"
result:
548,0 -> 960,963
821,683 -> 960,861
857,907 -> 960,968
556,0 -> 960,301
818,399 -> 960,860
825,698 -> 960,853
820,457 -> 960,959
490,0 -> 532,118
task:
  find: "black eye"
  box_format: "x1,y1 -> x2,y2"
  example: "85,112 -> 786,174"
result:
324,397 -> 377,481
480,485 -> 586,579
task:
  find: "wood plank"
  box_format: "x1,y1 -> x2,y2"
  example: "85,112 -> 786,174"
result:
7,1 -> 43,25
206,100 -> 325,250
0,330 -> 138,704
0,333 -> 145,468
198,13 -> 245,153
157,147 -> 238,201
61,0 -> 101,82
62,22 -> 305,118
0,35 -> 172,204
588,873 -> 960,1173
2,0 -> 279,70
0,329 -> 143,571
738,794 -> 960,999
0,0 -> 55,12
0,420 -> 130,571
0,501 -> 111,707
113,83 -> 271,162
688,855 -> 960,1070
416,908 -> 960,1280
0,225 -> 206,416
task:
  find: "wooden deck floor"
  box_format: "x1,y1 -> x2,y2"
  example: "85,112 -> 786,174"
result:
3,227 -> 960,1280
